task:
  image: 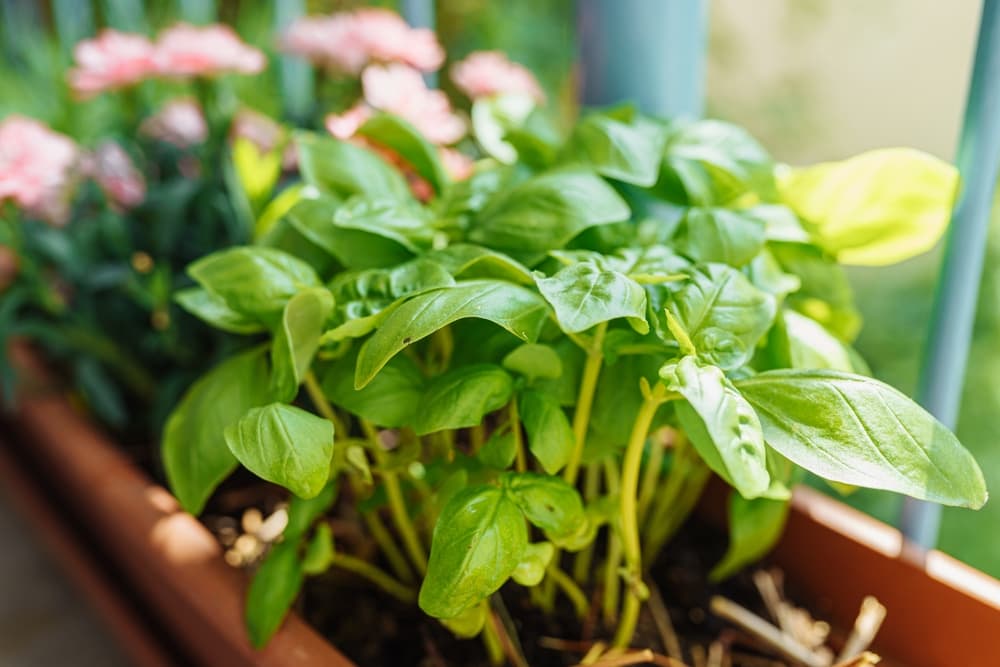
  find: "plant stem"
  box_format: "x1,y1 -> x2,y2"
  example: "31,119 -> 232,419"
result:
613,382 -> 668,648
564,321 -> 608,485
331,553 -> 416,603
637,429 -> 667,524
304,371 -> 347,435
361,419 -> 428,575
572,463 -> 601,583
480,601 -> 506,666
547,563 -> 590,618
361,509 -> 416,584
470,423 -> 486,451
509,399 -> 526,472
601,458 -> 623,628
643,447 -> 710,564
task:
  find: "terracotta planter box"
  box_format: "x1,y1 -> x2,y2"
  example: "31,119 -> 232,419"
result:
3,351 -> 1000,666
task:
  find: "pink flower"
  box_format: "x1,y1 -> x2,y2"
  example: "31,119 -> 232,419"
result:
324,103 -> 373,140
140,98 -> 208,147
361,64 -> 465,145
451,51 -> 545,103
86,142 -> 146,210
231,108 -> 284,153
281,9 -> 443,74
440,148 -> 474,181
68,30 -> 158,98
155,23 -> 265,79
0,116 -> 80,225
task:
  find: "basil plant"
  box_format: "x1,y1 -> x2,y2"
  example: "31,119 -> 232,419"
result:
163,104 -> 986,653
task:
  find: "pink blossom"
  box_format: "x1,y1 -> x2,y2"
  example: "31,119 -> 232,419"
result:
451,51 -> 545,103
361,64 -> 465,145
155,23 -> 265,79
324,103 -> 373,140
231,108 -> 284,153
68,30 -> 158,98
87,142 -> 146,210
140,98 -> 208,147
440,148 -> 474,181
0,116 -> 79,225
281,9 -> 443,74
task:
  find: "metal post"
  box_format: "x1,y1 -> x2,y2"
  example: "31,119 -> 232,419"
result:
576,0 -> 708,117
100,0 -> 147,32
177,0 -> 216,24
399,0 -> 437,87
901,0 -> 1000,548
274,0 -> 313,122
52,0 -> 95,55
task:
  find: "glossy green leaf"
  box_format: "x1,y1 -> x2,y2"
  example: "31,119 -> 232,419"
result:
440,602 -> 487,638
224,403 -> 334,499
511,542 -> 555,586
502,343 -> 563,382
413,365 -> 514,435
322,351 -> 425,428
502,472 -> 585,540
175,287 -> 266,335
781,309 -> 856,372
270,288 -> 334,402
665,119 -> 774,201
355,280 -> 550,388
233,136 -> 282,209
737,370 -> 988,508
518,390 -> 573,474
426,244 -> 534,284
471,93 -> 536,164
777,148 -> 958,266
675,207 -> 766,267
246,541 -> 304,648
332,196 -> 436,252
301,523 -> 335,575
564,113 -> 668,186
537,261 -> 649,335
661,356 -> 770,499
770,242 -> 860,341
477,429 -> 518,469
710,493 -> 789,581
419,485 -> 528,618
357,112 -> 449,195
163,347 -> 273,514
296,132 -> 411,201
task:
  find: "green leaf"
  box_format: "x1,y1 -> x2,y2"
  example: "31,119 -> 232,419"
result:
665,263 -> 777,370
163,347 -> 273,514
413,365 -> 514,435
777,148 -> 958,266
175,287 -> 265,335
301,522 -> 336,575
296,132 -> 411,201
781,309 -> 857,372
188,247 -> 321,325
224,403 -> 334,499
511,542 -> 555,586
426,244 -> 534,284
470,168 -> 631,262
322,351 -> 425,428
665,119 -> 775,201
502,472 -> 585,540
270,288 -> 334,402
661,356 -> 770,499
355,280 -> 550,388
419,485 -> 528,618
710,494 -> 790,581
675,207 -> 766,267
769,242 -> 860,341
332,196 -> 436,252
246,541 -> 304,648
536,261 -> 649,334
737,370 -> 988,508
471,94 -> 536,163
518,390 -> 574,474
564,112 -> 668,186
285,482 -> 338,540
502,343 -> 563,382
477,429 -> 518,469
357,112 -> 449,195
233,137 -> 282,209
440,603 -> 487,638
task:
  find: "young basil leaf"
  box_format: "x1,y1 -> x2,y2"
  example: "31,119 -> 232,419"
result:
661,356 -> 770,499
777,148 -> 958,266
301,522 -> 336,576
502,472 -> 585,540
518,390 -> 574,474
175,287 -> 266,335
780,309 -> 857,372
665,263 -> 777,370
357,112 -> 449,195
532,338 -> 585,407
322,351 -> 425,428
355,280 -> 550,388
769,242 -> 860,341
511,542 -> 555,586
477,429 -> 518,469
710,493 -> 790,581
664,119 -> 775,201
502,343 -> 563,382
257,209 -> 340,277
333,196 -> 437,252
419,485 -> 528,619
270,288 -> 334,402
536,261 -> 649,334
188,247 -> 321,325
224,403 -> 334,499
285,482 -> 339,541
744,249 -> 801,299
751,204 -> 811,243
413,364 -> 514,435
563,112 -> 668,186
440,602 -> 487,638
674,207 -> 766,268
471,93 -> 536,163
737,370 -> 988,508
470,168 -> 630,263
426,244 -> 534,284
246,541 -> 304,648
163,347 -> 273,514
296,132 -> 412,201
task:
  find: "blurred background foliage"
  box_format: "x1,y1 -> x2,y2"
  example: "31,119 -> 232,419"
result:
1,0 -> 997,576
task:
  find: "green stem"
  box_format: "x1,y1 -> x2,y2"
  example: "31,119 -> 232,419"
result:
331,553 -> 416,603
564,321 -> 608,485
572,463 -> 601,584
637,429 -> 667,524
602,533 -> 623,628
509,399 -> 526,472
361,509 -> 415,584
643,438 -> 711,563
547,563 -> 589,618
480,602 -> 505,666
470,423 -> 486,451
304,371 -> 347,435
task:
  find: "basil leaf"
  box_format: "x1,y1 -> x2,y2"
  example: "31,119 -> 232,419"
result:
322,352 -> 425,428
355,280 -> 550,388
270,288 -> 334,402
301,523 -> 336,576
414,364 -> 514,435
737,370 -> 988,508
285,482 -> 339,541
710,493 -> 790,581
419,485 -> 528,619
518,390 -> 573,474
246,541 -> 304,648
665,119 -> 774,201
332,196 -> 436,253
426,244 -> 534,284
163,347 -> 273,514
564,113 -> 668,186
502,343 -> 563,382
470,168 -> 630,262
471,94 -> 536,163
502,472 -> 585,540
536,261 -> 649,334
357,112 -> 449,195
661,356 -> 770,499
675,207 -> 766,268
224,403 -> 334,499
780,309 -> 857,372
477,430 -> 518,469
770,242 -> 860,341
511,542 -> 555,586
175,287 -> 265,335
296,132 -> 411,201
